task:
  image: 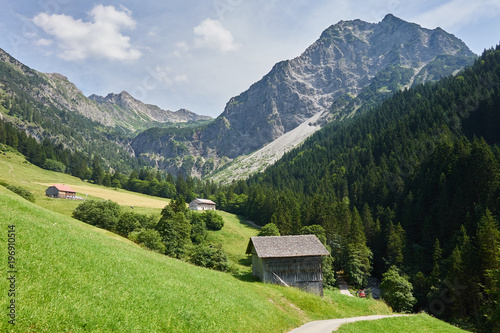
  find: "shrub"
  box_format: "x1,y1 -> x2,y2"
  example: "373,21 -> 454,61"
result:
43,159 -> 66,173
116,212 -> 145,237
322,255 -> 336,288
189,243 -> 228,272
72,200 -> 121,231
6,185 -> 35,203
129,228 -> 166,254
300,225 -> 326,245
380,266 -> 416,313
203,210 -> 224,231
258,223 -> 280,236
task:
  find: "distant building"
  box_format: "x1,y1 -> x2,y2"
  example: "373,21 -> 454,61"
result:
246,235 -> 330,296
45,184 -> 77,199
189,198 -> 216,211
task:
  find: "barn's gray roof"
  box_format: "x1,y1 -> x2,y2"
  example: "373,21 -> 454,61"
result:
191,198 -> 216,205
246,235 -> 329,258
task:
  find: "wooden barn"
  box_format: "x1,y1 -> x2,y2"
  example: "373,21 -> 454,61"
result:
189,198 -> 216,211
45,184 -> 77,199
246,235 -> 330,296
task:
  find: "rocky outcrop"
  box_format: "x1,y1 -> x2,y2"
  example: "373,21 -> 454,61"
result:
198,14 -> 475,159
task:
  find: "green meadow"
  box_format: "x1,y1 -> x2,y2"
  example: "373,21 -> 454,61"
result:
336,313 -> 468,333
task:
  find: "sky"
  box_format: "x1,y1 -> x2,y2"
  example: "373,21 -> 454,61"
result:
1,0 -> 499,118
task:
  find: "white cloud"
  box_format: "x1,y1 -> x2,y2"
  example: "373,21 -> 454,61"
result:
193,18 -> 240,53
32,4 -> 141,61
413,0 -> 500,31
147,66 -> 189,86
35,38 -> 53,46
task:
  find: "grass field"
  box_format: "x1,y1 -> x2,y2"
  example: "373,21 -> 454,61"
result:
0,185 -> 392,332
0,150 -> 170,213
336,313 -> 468,333
204,210 -> 259,271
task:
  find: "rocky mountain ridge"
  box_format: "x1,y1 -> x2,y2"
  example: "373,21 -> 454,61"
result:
132,14 -> 476,178
0,47 -> 210,133
88,91 -> 211,130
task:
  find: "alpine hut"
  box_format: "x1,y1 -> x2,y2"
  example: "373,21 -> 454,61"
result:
246,235 -> 330,295
189,198 -> 216,211
45,184 -> 77,199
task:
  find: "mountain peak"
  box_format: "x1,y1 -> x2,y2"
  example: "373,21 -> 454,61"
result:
382,13 -> 402,23
196,15 -> 476,160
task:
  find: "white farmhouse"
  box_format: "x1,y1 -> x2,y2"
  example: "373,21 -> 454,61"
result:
189,198 -> 216,211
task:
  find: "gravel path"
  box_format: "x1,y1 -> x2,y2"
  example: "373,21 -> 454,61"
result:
338,279 -> 353,297
288,314 -> 410,333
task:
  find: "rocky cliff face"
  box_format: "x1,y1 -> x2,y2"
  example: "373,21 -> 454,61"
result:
132,15 -> 475,177
199,14 -> 475,158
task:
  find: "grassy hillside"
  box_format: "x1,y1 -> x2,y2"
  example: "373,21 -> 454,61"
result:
0,185 -> 392,332
0,149 -> 170,215
204,210 -> 258,271
336,313 -> 468,333
0,150 -> 257,269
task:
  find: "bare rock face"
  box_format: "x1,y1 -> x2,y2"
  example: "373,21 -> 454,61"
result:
197,14 -> 475,158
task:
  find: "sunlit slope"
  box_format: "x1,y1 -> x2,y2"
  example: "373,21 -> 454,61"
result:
0,186 -> 391,333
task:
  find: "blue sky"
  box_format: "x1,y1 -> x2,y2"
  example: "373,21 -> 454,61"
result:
1,0 -> 499,117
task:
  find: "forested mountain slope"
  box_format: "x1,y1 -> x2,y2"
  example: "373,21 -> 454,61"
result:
221,46 -> 500,331
0,47 -> 210,174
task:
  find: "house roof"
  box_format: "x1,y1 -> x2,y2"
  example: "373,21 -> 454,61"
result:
50,184 -> 76,193
245,235 -> 330,258
191,198 -> 216,205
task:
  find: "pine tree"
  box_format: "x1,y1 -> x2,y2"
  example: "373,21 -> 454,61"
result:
344,208 -> 372,287
477,209 -> 500,289
91,155 -> 104,185
386,222 -> 405,267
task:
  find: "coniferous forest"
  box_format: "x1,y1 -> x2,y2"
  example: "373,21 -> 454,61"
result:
218,46 -> 500,331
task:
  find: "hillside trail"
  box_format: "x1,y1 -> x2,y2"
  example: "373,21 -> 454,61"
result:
337,271 -> 353,297
288,314 -> 412,333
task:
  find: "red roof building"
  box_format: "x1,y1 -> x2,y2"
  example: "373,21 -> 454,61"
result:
45,184 -> 77,199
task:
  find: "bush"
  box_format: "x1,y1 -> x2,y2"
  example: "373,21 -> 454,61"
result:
380,266 -> 416,313
129,228 -> 166,253
72,200 -> 121,231
116,212 -> 146,237
258,223 -> 280,236
6,185 -> 35,202
300,225 -> 326,245
203,210 -> 224,231
322,255 -> 336,288
189,243 -> 228,271
43,159 -> 66,173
